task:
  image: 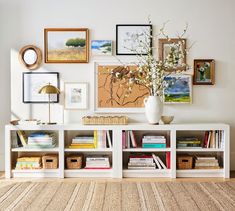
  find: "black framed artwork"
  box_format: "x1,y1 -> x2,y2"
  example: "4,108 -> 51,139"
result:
23,72 -> 60,103
116,24 -> 152,55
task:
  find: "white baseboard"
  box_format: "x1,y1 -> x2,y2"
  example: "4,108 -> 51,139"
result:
0,153 -> 4,171
231,152 -> 235,171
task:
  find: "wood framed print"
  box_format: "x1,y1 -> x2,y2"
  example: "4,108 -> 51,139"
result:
94,62 -> 149,113
116,24 -> 152,55
23,72 -> 59,103
158,38 -> 186,71
44,28 -> 89,63
193,59 -> 215,85
64,82 -> 88,110
164,74 -> 192,104
91,40 -> 112,56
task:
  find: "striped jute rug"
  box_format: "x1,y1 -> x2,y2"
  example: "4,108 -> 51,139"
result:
0,181 -> 235,211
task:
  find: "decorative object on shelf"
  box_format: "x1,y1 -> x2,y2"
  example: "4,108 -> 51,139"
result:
111,21 -> 190,123
116,24 -> 152,55
66,155 -> 83,169
91,40 -> 112,56
23,72 -> 59,103
42,155 -> 58,169
144,96 -> 163,124
44,28 -> 89,63
95,62 -> 148,113
161,116 -> 174,124
158,38 -> 187,71
177,155 -> 193,169
64,82 -> 88,110
15,157 -> 41,170
164,74 -> 192,104
193,59 -> 215,85
82,116 -> 128,125
38,83 -> 60,124
19,45 -> 42,70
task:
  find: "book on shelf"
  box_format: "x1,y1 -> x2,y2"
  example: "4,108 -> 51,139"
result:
194,156 -> 220,169
85,155 -> 111,169
15,157 -> 41,170
27,132 -> 56,148
122,131 -> 138,148
142,135 -> 167,148
18,119 -> 41,125
16,131 -> 27,146
177,137 -> 202,148
203,130 -> 224,149
142,143 -> 166,148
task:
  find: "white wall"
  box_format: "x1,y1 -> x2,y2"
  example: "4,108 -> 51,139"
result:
1,0 -> 235,170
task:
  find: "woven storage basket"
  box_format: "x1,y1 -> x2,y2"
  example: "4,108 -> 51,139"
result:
42,155 -> 58,169
66,155 -> 83,169
177,156 -> 193,169
82,116 -> 128,125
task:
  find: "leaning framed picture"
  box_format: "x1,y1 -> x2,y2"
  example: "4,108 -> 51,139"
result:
44,28 -> 89,63
158,38 -> 187,71
193,59 -> 215,85
64,82 -> 88,110
164,74 -> 192,104
116,24 -> 152,55
23,72 -> 59,103
94,62 -> 149,113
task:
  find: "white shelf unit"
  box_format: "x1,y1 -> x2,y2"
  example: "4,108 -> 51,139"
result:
5,123 -> 230,179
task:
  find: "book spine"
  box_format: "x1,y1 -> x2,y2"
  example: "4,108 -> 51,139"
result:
142,143 -> 166,148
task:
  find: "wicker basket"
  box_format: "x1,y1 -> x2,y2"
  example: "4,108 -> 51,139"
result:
66,155 -> 83,169
177,156 -> 193,169
82,116 -> 128,125
42,155 -> 58,169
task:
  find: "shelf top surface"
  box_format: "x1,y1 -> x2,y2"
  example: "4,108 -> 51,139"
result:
6,123 -> 229,130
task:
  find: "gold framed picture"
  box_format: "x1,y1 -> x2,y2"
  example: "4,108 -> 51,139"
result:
44,28 -> 89,63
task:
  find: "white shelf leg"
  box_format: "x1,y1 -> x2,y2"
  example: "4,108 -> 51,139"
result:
112,129 -> 122,178
59,130 -> 64,178
5,126 -> 11,179
224,126 -> 230,178
171,129 -> 176,179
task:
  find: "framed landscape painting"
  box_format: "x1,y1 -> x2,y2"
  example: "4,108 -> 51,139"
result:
94,62 -> 149,113
116,24 -> 152,55
91,40 -> 112,56
44,28 -> 89,63
164,74 -> 192,104
193,59 -> 215,85
64,82 -> 88,110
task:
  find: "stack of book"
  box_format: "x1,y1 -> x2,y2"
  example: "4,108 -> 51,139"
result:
15,157 -> 41,170
127,155 -> 156,170
203,130 -> 224,149
68,130 -> 112,149
27,132 -> 56,148
194,156 -> 220,169
142,135 -> 166,148
177,137 -> 202,148
85,155 -> 111,169
122,131 -> 137,148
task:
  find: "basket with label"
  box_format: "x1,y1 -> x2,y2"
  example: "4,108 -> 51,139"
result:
66,155 -> 83,169
42,155 -> 58,169
177,155 -> 193,169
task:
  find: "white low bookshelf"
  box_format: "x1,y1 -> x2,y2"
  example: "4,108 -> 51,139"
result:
5,123 -> 230,179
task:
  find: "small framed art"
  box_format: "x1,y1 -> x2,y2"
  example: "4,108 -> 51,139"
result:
116,24 -> 152,55
193,59 -> 215,85
164,74 -> 192,104
158,38 -> 187,71
64,82 -> 88,110
44,28 -> 89,63
23,72 -> 59,103
91,40 -> 112,56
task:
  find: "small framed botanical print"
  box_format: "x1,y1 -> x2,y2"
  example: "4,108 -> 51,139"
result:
44,28 -> 89,63
193,59 -> 215,85
116,24 -> 152,55
64,82 -> 88,109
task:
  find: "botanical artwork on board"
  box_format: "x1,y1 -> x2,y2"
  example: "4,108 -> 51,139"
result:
44,29 -> 89,63
164,75 -> 192,104
194,59 -> 215,85
96,65 -> 149,110
91,40 -> 112,56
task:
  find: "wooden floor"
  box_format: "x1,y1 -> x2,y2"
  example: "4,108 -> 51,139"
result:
0,171 -> 234,182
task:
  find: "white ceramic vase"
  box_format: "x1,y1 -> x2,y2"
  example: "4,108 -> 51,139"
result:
144,96 -> 163,124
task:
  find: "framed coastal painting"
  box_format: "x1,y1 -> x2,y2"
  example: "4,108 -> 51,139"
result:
23,72 -> 59,103
64,82 -> 88,109
193,59 -> 215,85
91,40 -> 112,56
116,24 -> 152,55
158,38 -> 186,71
164,74 -> 192,104
44,28 -> 89,63
94,62 -> 149,113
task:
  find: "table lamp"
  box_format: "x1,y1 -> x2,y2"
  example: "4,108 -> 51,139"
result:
38,83 -> 60,124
